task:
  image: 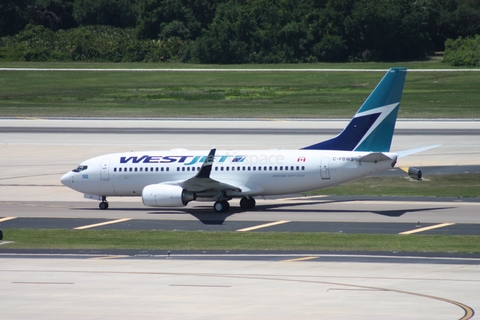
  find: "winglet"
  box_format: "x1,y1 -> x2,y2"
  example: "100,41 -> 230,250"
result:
180,147 -> 242,193
195,148 -> 216,178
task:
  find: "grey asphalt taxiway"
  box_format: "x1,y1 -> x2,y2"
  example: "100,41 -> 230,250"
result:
1,196 -> 480,235
1,118 -> 480,319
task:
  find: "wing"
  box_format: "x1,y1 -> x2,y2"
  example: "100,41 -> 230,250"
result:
178,148 -> 242,193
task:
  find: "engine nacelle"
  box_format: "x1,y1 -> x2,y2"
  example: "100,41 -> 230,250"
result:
408,167 -> 422,180
142,184 -> 195,207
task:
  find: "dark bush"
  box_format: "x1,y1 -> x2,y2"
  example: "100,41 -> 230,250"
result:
444,36 -> 480,67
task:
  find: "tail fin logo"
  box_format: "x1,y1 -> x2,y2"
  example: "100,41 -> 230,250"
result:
352,102 -> 400,152
302,68 -> 406,153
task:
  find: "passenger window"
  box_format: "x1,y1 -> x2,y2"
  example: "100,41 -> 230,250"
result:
135,168 -> 138,172
302,166 -> 305,170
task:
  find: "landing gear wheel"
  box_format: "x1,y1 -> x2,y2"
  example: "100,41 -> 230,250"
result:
213,200 -> 230,213
240,197 -> 256,210
99,201 -> 109,210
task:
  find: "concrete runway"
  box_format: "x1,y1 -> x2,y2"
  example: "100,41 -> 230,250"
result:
0,255 -> 477,320
1,118 -> 479,319
0,254 -> 478,320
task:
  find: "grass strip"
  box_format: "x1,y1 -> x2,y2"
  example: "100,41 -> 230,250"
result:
1,61 -> 479,118
1,229 -> 479,253
312,174 -> 480,198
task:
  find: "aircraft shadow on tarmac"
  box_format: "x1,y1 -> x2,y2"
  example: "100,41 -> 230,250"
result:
182,201 -> 454,224
71,199 -> 456,225
257,201 -> 456,218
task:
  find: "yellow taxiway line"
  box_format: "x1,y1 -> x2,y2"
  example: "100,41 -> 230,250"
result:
237,220 -> 290,232
282,256 -> 318,262
74,218 -> 132,230
399,223 -> 455,235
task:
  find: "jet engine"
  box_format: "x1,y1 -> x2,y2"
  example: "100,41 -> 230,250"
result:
142,184 -> 195,207
408,167 -> 422,180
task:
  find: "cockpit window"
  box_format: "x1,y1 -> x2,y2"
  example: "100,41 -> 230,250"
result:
72,165 -> 88,172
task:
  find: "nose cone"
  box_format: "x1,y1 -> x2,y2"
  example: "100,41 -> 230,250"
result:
60,172 -> 73,186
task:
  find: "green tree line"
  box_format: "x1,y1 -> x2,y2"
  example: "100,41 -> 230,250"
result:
1,0 -> 480,64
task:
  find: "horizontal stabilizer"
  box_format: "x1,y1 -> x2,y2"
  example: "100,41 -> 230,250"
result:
396,145 -> 441,158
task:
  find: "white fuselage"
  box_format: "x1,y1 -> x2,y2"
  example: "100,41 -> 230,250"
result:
61,149 -> 397,198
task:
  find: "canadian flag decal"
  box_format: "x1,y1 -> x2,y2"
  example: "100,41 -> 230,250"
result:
297,156 -> 306,162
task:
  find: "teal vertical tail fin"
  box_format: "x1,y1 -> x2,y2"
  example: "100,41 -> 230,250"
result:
302,68 -> 407,152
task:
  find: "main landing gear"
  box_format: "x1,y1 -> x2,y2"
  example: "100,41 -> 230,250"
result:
213,200 -> 230,213
213,197 -> 256,213
99,196 -> 109,210
240,197 -> 256,210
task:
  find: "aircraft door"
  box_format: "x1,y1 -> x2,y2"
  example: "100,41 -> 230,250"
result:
320,157 -> 330,179
100,158 -> 110,181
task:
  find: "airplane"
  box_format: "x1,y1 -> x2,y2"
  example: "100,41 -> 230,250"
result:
60,67 -> 437,212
